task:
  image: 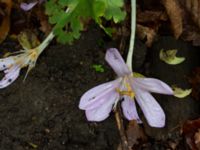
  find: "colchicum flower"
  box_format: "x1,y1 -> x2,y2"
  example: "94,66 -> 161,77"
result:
0,32 -> 54,89
20,0 -> 45,11
79,48 -> 174,127
0,48 -> 40,88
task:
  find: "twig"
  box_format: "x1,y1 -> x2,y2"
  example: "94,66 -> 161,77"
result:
115,105 -> 131,150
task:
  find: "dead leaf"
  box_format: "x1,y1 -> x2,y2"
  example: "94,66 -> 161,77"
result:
137,10 -> 167,23
162,0 -> 200,46
126,121 -> 147,149
162,0 -> 183,38
181,0 -> 200,29
35,7 -> 52,35
136,24 -> 156,47
182,118 -> 200,150
0,0 -> 12,43
18,30 -> 40,50
136,9 -> 167,47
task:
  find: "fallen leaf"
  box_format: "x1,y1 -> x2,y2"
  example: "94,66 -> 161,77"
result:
137,10 -> 167,23
159,49 -> 185,65
35,7 -> 52,35
183,118 -> 200,150
162,0 -> 183,39
0,0 -> 12,43
172,86 -> 192,98
181,0 -> 200,30
136,24 -> 156,47
18,30 -> 40,50
136,8 -> 167,47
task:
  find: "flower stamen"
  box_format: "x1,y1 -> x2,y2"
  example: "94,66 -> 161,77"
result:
116,88 -> 135,99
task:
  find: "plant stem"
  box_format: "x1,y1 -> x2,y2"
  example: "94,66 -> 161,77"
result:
115,105 -> 130,150
126,0 -> 136,72
36,8 -> 70,55
37,31 -> 55,55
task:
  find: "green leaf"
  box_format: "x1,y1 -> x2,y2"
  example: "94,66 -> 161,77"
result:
45,0 -> 126,44
104,0 -> 126,23
92,0 -> 106,20
92,64 -> 105,73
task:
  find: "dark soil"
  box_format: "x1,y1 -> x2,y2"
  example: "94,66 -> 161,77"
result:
0,26 -> 120,150
0,26 -> 199,150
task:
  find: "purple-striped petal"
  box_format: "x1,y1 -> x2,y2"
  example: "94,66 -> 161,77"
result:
121,96 -> 142,123
133,77 -> 173,95
85,93 -> 119,121
105,48 -> 131,77
79,79 -> 120,110
133,88 -> 165,128
20,1 -> 38,11
0,66 -> 20,89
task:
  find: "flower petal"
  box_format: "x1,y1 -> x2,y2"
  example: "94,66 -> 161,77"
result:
105,48 -> 131,77
121,96 -> 142,123
133,88 -> 165,127
20,1 -> 38,11
79,79 -> 120,110
0,66 -> 20,89
0,57 -> 15,71
133,77 -> 173,95
85,93 -> 119,121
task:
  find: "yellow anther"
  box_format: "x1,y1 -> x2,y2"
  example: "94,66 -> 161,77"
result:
116,88 -> 135,99
29,50 -> 38,59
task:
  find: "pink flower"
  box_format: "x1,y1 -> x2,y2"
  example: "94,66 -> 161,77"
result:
79,48 -> 173,127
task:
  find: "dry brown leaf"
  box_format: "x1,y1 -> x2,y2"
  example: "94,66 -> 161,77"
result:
126,121 -> 147,149
182,118 -> 200,150
137,10 -> 167,23
178,0 -> 200,46
0,0 -> 12,43
162,0 -> 183,39
181,0 -> 200,29
136,24 -> 156,47
35,7 -> 52,35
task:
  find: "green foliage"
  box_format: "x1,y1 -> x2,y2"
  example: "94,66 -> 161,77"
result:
45,0 -> 126,44
92,64 -> 105,73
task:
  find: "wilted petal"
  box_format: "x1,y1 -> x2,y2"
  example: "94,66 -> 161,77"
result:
20,1 -> 38,11
105,48 -> 131,77
0,66 -> 20,89
121,96 -> 142,123
0,57 -> 15,71
85,93 -> 119,121
134,88 -> 165,127
79,79 -> 120,110
133,77 -> 173,95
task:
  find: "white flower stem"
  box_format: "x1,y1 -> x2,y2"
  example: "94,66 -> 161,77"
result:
126,0 -> 136,72
36,8 -> 70,55
37,31 -> 55,55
